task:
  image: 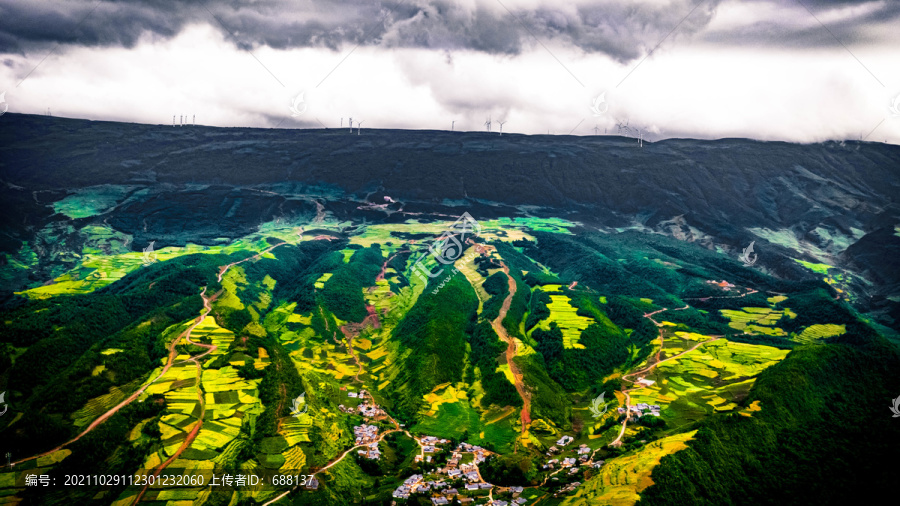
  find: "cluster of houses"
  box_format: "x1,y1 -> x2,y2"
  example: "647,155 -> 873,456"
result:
392,472 -> 528,505
490,499 -> 528,506
441,443 -> 487,475
413,435 -> 452,463
393,475 -> 454,500
342,388 -> 386,418
386,432 -> 613,504
555,481 -> 581,497
353,423 -> 380,461
542,441 -> 605,474
354,424 -> 379,444
357,401 -> 383,418
357,441 -> 381,460
618,402 -> 662,417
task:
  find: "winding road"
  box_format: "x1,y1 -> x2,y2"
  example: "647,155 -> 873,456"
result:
494,262 -> 531,430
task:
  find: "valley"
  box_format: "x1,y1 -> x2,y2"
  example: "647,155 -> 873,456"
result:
0,116 -> 899,505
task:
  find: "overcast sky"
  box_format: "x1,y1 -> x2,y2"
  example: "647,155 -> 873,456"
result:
1,0 -> 899,143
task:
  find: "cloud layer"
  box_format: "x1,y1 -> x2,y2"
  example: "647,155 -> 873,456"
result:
0,0 -> 898,144
4,1 -> 896,59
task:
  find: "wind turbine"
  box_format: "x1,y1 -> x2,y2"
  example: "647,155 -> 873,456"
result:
349,117 -> 353,132
341,117 -> 343,128
192,114 -> 195,126
593,125 -> 600,135
173,115 -> 176,127
357,120 -> 364,135
484,116 -> 492,132
497,120 -> 507,135
451,120 -> 456,132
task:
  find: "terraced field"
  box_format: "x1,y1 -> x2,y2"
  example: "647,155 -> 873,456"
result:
720,306 -> 796,336
629,337 -> 789,428
793,323 -> 846,344
560,431 -> 698,506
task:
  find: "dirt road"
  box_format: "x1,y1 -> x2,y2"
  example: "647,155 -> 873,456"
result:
494,262 -> 531,430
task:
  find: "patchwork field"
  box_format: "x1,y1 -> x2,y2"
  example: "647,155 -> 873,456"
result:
720,306 -> 796,336
560,431 -> 697,506
629,338 -> 789,427
533,288 -> 594,349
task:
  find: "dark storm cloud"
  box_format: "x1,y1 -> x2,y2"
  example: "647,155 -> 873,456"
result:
1,0 -> 895,61
0,0 -> 724,62
702,0 -> 900,48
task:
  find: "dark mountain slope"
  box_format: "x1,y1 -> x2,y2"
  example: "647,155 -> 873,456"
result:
1,113 -> 898,324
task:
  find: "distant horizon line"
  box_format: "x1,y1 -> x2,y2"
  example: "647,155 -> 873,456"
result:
2,112 -> 897,146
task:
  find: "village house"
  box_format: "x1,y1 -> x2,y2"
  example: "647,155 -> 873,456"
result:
555,481 -> 581,496
556,435 -> 574,446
